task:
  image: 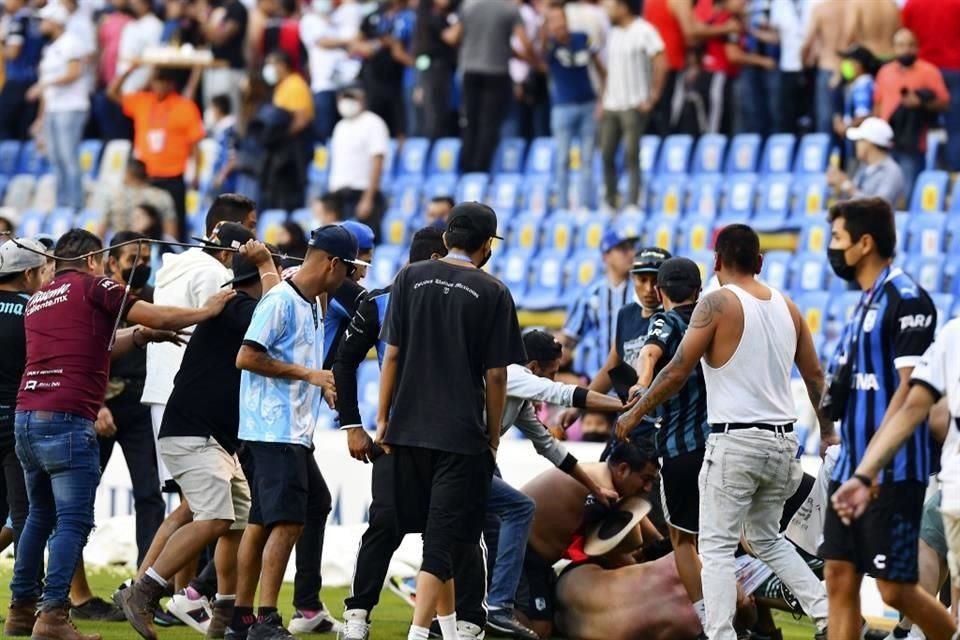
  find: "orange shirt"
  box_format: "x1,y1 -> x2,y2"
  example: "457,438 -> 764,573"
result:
122,91 -> 205,178
873,58 -> 950,122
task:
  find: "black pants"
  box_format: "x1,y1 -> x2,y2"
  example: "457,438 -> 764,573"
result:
419,60 -> 456,141
460,72 -> 512,173
100,391 -> 165,567
150,175 -> 187,242
292,453 -> 332,611
0,79 -> 37,141
329,188 -> 386,242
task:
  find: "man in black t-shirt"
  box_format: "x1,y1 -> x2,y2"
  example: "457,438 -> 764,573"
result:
376,202 -> 527,640
203,0 -> 249,112
118,241 -> 280,640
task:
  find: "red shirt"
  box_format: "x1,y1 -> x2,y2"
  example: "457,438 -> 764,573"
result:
703,10 -> 740,76
17,271 -> 136,421
902,0 -> 960,71
644,0 -> 685,71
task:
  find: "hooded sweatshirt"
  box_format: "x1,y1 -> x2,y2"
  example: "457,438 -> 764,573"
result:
141,248 -> 230,405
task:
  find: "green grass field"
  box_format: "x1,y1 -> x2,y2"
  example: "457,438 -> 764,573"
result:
0,566 -> 819,639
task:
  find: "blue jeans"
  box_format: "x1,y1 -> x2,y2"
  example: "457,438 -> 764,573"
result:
814,69 -> 834,135
486,473 -> 535,609
12,411 -> 100,610
44,109 -> 88,210
894,149 -> 924,202
941,69 -> 960,171
552,101 -> 596,210
312,90 -> 338,143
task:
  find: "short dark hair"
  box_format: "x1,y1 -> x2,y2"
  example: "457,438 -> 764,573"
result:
409,226 -> 447,263
827,198 -> 896,259
153,67 -> 180,85
109,231 -> 147,259
715,224 -> 761,273
430,196 -> 455,209
444,228 -> 488,253
606,438 -> 660,471
0,215 -> 13,233
135,202 -> 164,239
211,94 -> 232,116
267,49 -> 293,69
205,194 -> 256,235
54,229 -> 103,270
318,194 -> 343,220
126,158 -> 148,181
615,0 -> 640,15
660,284 -> 698,304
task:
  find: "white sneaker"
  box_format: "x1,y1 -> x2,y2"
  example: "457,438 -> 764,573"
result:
288,606 -> 342,635
166,589 -> 211,634
457,621 -> 485,640
337,609 -> 369,640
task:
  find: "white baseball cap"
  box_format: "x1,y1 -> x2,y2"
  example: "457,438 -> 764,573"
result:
0,238 -> 47,275
846,117 -> 894,148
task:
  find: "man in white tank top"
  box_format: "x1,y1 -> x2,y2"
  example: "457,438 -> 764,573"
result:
616,225 -> 836,640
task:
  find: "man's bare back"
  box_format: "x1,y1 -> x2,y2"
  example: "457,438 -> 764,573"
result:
804,0 -> 847,71
844,0 -> 899,59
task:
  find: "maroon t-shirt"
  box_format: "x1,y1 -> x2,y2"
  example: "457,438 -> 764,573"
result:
17,270 -> 136,421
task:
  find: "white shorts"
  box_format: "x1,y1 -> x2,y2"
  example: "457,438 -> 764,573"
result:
159,436 -> 250,529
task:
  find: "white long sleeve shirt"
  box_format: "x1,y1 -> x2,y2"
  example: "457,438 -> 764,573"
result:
501,363 -> 576,468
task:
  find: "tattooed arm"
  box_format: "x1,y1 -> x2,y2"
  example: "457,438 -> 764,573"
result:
615,291 -> 727,440
786,296 -> 839,450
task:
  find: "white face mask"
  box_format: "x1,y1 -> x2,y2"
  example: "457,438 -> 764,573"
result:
312,0 -> 332,12
337,97 -> 361,118
262,64 -> 278,86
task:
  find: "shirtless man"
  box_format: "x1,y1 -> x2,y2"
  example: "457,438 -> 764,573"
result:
842,0 -> 899,60
801,0 -> 847,134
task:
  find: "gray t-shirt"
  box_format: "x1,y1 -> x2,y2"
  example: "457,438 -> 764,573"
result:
459,0 -> 521,75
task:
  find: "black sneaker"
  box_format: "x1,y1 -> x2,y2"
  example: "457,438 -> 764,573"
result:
485,609 -> 540,640
71,596 -> 127,622
224,626 -> 248,640
247,613 -> 295,640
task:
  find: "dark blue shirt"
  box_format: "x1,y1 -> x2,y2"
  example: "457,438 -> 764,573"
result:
546,31 -> 597,105
4,9 -> 44,83
615,302 -> 652,366
831,267 -> 936,485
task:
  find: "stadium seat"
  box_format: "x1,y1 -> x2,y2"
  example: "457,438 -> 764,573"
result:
76,208 -> 103,233
490,173 -> 524,215
500,251 -> 532,298
30,174 -> 57,213
684,175 -> 722,220
565,170 -> 594,211
98,139 -> 132,184
649,175 -> 686,217
368,245 -> 404,289
16,210 -> 45,238
640,135 -> 661,176
574,214 -> 610,252
613,211 -> 646,241
381,210 -> 412,246
945,216 -> 960,255
691,134 -> 727,175
568,250 -> 603,293
492,137 -> 528,175
759,134 -> 796,175
397,137 -> 430,177
522,175 -> 553,217
18,141 -> 49,176
678,215 -> 714,253
524,252 -> 567,310
894,212 -> 909,255
309,142 -> 331,187
726,134 -> 762,174
687,249 -> 715,283
428,137 -> 461,176
756,174 -> 793,219
910,170 -> 949,214
793,134 -> 830,175
655,134 -> 693,176
797,220 -> 831,254
422,174 -> 457,201
0,141 -> 20,177
42,207 -> 75,238
389,177 -> 422,218
357,360 -> 381,425
645,216 -> 677,253
827,291 -> 862,335
905,255 -> 946,293
78,140 -> 103,181
543,211 -> 577,257
192,138 -> 219,191
908,215 -> 947,257
3,174 -> 36,210
792,252 -> 830,292
508,213 -> 543,255
719,174 -> 757,221
290,208 -> 312,234
931,293 -> 955,330
256,209 -> 287,244
454,172 -> 489,203
796,291 -> 830,336
760,251 -> 792,291
790,175 -> 828,220
525,137 -> 556,177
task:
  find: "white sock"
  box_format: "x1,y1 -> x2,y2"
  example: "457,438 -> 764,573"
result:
437,613 -> 457,640
215,594 -> 236,602
145,567 -> 167,588
407,624 -> 430,640
693,599 -> 706,627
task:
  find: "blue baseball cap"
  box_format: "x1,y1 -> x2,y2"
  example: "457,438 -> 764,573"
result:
600,229 -> 638,253
309,224 -> 370,267
340,220 -> 375,252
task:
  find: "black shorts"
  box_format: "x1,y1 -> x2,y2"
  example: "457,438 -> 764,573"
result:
246,442 -> 311,527
820,480 -> 926,583
660,448 -> 705,534
516,546 -> 556,622
391,445 -> 493,543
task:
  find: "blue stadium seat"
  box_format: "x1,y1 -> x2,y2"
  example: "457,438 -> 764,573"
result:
797,219 -> 831,254
508,213 -> 543,255
908,215 -> 947,257
684,175 -> 722,220
525,137 -> 556,177
490,173 -> 524,215
397,137 -> 430,177
756,174 -> 793,219
613,211 -> 646,241
543,211 -> 577,257
827,291 -> 862,334
687,249 -> 715,283
492,137 -> 528,175
256,209 -> 287,244
381,211 -> 412,246
0,176 -> 8,201
678,215 -> 714,253
568,250 -> 603,293
726,133 -> 761,174
43,208 -> 75,238
18,141 -> 49,176
719,174 -> 757,221
291,208 -> 313,234
428,137 -> 461,176
759,134 -> 796,175
691,134 -> 727,175
640,135 -> 661,176
357,359 -> 381,426
0,141 -> 20,177
574,214 -> 610,252
656,134 -> 693,176
645,216 -> 677,253
945,216 -> 960,255
76,208 -> 103,233
309,143 -> 331,187
794,134 -> 830,175
649,175 -> 687,217
422,174 -> 457,201
931,293 -> 955,330
950,180 -> 960,216
522,175 -> 552,217
792,252 -> 830,292
905,255 -> 947,293
796,291 -> 830,336
524,252 -> 567,310
16,210 -> 46,238
78,140 -> 103,180
895,212 -> 909,255
761,251 -> 792,291
500,251 -> 532,298
389,177 -> 422,218
790,175 -> 829,220
368,245 -> 404,288
910,170 -> 949,214
455,172 -> 489,203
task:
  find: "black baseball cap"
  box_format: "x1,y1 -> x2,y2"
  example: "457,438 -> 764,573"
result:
223,243 -> 281,287
631,247 -> 672,274
839,45 -> 878,71
309,224 -> 370,267
194,221 -> 255,250
657,257 -> 702,289
447,202 -> 503,240
522,329 -> 562,362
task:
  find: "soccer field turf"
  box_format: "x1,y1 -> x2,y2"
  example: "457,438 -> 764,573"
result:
0,566 -> 820,639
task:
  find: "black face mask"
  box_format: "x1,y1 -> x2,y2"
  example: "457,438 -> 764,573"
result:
897,53 -> 917,67
478,247 -> 492,269
827,247 -> 857,282
581,432 -> 610,443
121,264 -> 152,289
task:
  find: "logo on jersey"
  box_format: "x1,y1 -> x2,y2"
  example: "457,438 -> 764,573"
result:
535,598 -> 547,612
899,314 -> 933,331
873,554 -> 887,570
853,373 -> 879,391
862,309 -> 878,333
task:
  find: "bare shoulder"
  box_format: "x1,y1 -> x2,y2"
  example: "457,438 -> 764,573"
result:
690,289 -> 735,329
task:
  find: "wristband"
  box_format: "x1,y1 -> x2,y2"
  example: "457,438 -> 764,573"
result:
572,387 -> 589,409
853,473 -> 872,487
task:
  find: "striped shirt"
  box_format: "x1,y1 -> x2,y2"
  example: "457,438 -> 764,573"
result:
831,267 -> 936,485
602,17 -> 665,111
563,277 -> 630,378
644,304 -> 709,459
